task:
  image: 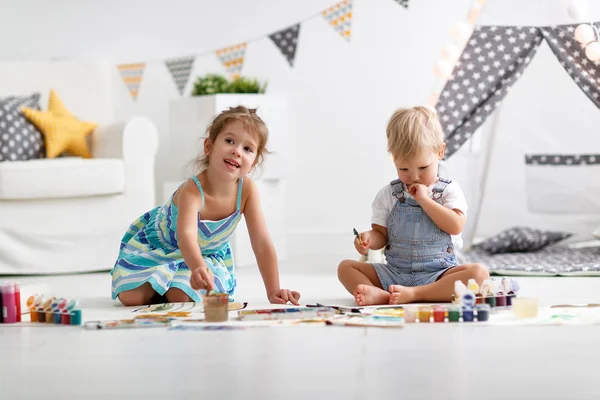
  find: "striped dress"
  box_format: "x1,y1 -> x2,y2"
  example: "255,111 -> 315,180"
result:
111,175 -> 243,302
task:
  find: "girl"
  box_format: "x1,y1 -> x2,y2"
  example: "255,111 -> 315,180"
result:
111,106 -> 300,306
338,106 -> 488,306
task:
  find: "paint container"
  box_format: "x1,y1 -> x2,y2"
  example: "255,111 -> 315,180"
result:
43,298 -> 54,324
403,306 -> 417,323
203,293 -> 229,322
432,305 -> 446,323
14,283 -> 21,322
1,283 -> 17,323
417,306 -> 432,323
512,297 -> 539,319
506,292 -> 515,306
484,296 -> 496,308
475,293 -> 484,304
37,309 -> 46,323
447,305 -> 461,322
462,291 -> 476,308
26,295 -> 37,311
0,282 -> 3,323
476,304 -> 491,321
70,309 -> 82,326
30,309 -> 39,323
61,312 -> 71,325
67,299 -> 78,311
462,306 -> 474,322
496,293 -> 507,307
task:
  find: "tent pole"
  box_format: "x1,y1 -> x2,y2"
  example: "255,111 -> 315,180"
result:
466,104 -> 503,249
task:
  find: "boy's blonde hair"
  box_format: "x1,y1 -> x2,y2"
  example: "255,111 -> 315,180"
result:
386,106 -> 445,160
195,105 -> 269,171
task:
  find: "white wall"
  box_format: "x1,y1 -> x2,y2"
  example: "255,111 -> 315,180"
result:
2,0 -> 599,258
0,62 -> 113,125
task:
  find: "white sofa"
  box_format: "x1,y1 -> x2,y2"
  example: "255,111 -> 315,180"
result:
0,116 -> 159,274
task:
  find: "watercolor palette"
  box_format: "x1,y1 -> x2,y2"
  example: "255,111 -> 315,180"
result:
238,306 -> 336,321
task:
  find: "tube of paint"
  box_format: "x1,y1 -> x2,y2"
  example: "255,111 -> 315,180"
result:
1,283 -> 17,323
0,281 -> 3,323
454,280 -> 467,300
467,279 -> 479,294
14,283 -> 21,322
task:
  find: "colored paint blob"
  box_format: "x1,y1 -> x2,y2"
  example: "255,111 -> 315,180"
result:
432,306 -> 446,323
496,295 -> 507,307
70,309 -> 83,325
403,306 -> 417,323
418,306 -> 432,323
447,305 -> 461,322
462,306 -> 474,322
476,304 -> 491,321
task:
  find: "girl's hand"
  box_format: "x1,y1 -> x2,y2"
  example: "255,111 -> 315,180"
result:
354,231 -> 370,255
408,183 -> 429,202
269,289 -> 301,306
190,266 -> 215,291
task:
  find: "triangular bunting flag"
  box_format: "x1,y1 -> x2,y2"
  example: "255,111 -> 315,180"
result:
269,24 -> 301,67
393,0 -> 409,8
215,43 -> 247,80
322,0 -> 353,42
165,56 -> 195,95
118,63 -> 145,101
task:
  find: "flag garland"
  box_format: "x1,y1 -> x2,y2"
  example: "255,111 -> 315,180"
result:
322,0 -> 354,42
165,56 -> 195,95
269,24 -> 301,67
393,0 -> 410,8
115,0 -> 409,100
117,63 -> 145,101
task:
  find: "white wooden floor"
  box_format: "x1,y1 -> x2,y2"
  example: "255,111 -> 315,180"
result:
2,255 -> 600,399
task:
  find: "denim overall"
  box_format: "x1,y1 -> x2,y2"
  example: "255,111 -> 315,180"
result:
372,178 -> 459,289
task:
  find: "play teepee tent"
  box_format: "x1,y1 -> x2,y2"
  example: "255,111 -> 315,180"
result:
436,23 -> 600,275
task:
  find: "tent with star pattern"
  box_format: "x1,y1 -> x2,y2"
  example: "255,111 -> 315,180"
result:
434,22 -> 600,276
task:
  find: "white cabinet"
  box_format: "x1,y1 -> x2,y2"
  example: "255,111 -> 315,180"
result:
167,94 -> 288,266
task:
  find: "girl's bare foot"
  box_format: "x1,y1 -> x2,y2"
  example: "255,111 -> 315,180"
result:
353,284 -> 390,306
388,285 -> 417,304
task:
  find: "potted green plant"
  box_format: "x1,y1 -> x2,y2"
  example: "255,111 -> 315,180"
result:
191,74 -> 267,96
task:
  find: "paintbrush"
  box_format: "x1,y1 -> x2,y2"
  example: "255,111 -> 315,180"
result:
353,228 -> 365,246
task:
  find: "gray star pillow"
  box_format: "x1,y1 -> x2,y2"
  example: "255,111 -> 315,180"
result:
476,226 -> 572,254
0,93 -> 45,162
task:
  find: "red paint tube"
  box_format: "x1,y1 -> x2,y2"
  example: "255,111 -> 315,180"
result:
14,283 -> 21,322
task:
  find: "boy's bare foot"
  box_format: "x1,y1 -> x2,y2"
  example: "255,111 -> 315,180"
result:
354,284 -> 390,306
388,285 -> 417,304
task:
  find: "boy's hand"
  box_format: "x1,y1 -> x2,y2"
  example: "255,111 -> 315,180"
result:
190,266 -> 215,291
354,231 -> 370,255
408,183 -> 429,202
269,289 -> 301,305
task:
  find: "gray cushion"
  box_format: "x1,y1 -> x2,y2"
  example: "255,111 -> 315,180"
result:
0,93 -> 45,162
475,226 -> 572,254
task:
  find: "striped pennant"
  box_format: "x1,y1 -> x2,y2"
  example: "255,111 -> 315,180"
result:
269,24 -> 301,67
322,0 -> 353,42
165,56 -> 195,95
215,43 -> 247,80
118,63 -> 145,101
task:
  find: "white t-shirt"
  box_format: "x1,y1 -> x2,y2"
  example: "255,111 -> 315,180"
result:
371,179 -> 468,249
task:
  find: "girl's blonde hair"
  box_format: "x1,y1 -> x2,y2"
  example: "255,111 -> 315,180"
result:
386,106 -> 445,160
195,105 -> 269,171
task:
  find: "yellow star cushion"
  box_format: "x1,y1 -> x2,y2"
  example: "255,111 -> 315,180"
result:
21,90 -> 97,158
